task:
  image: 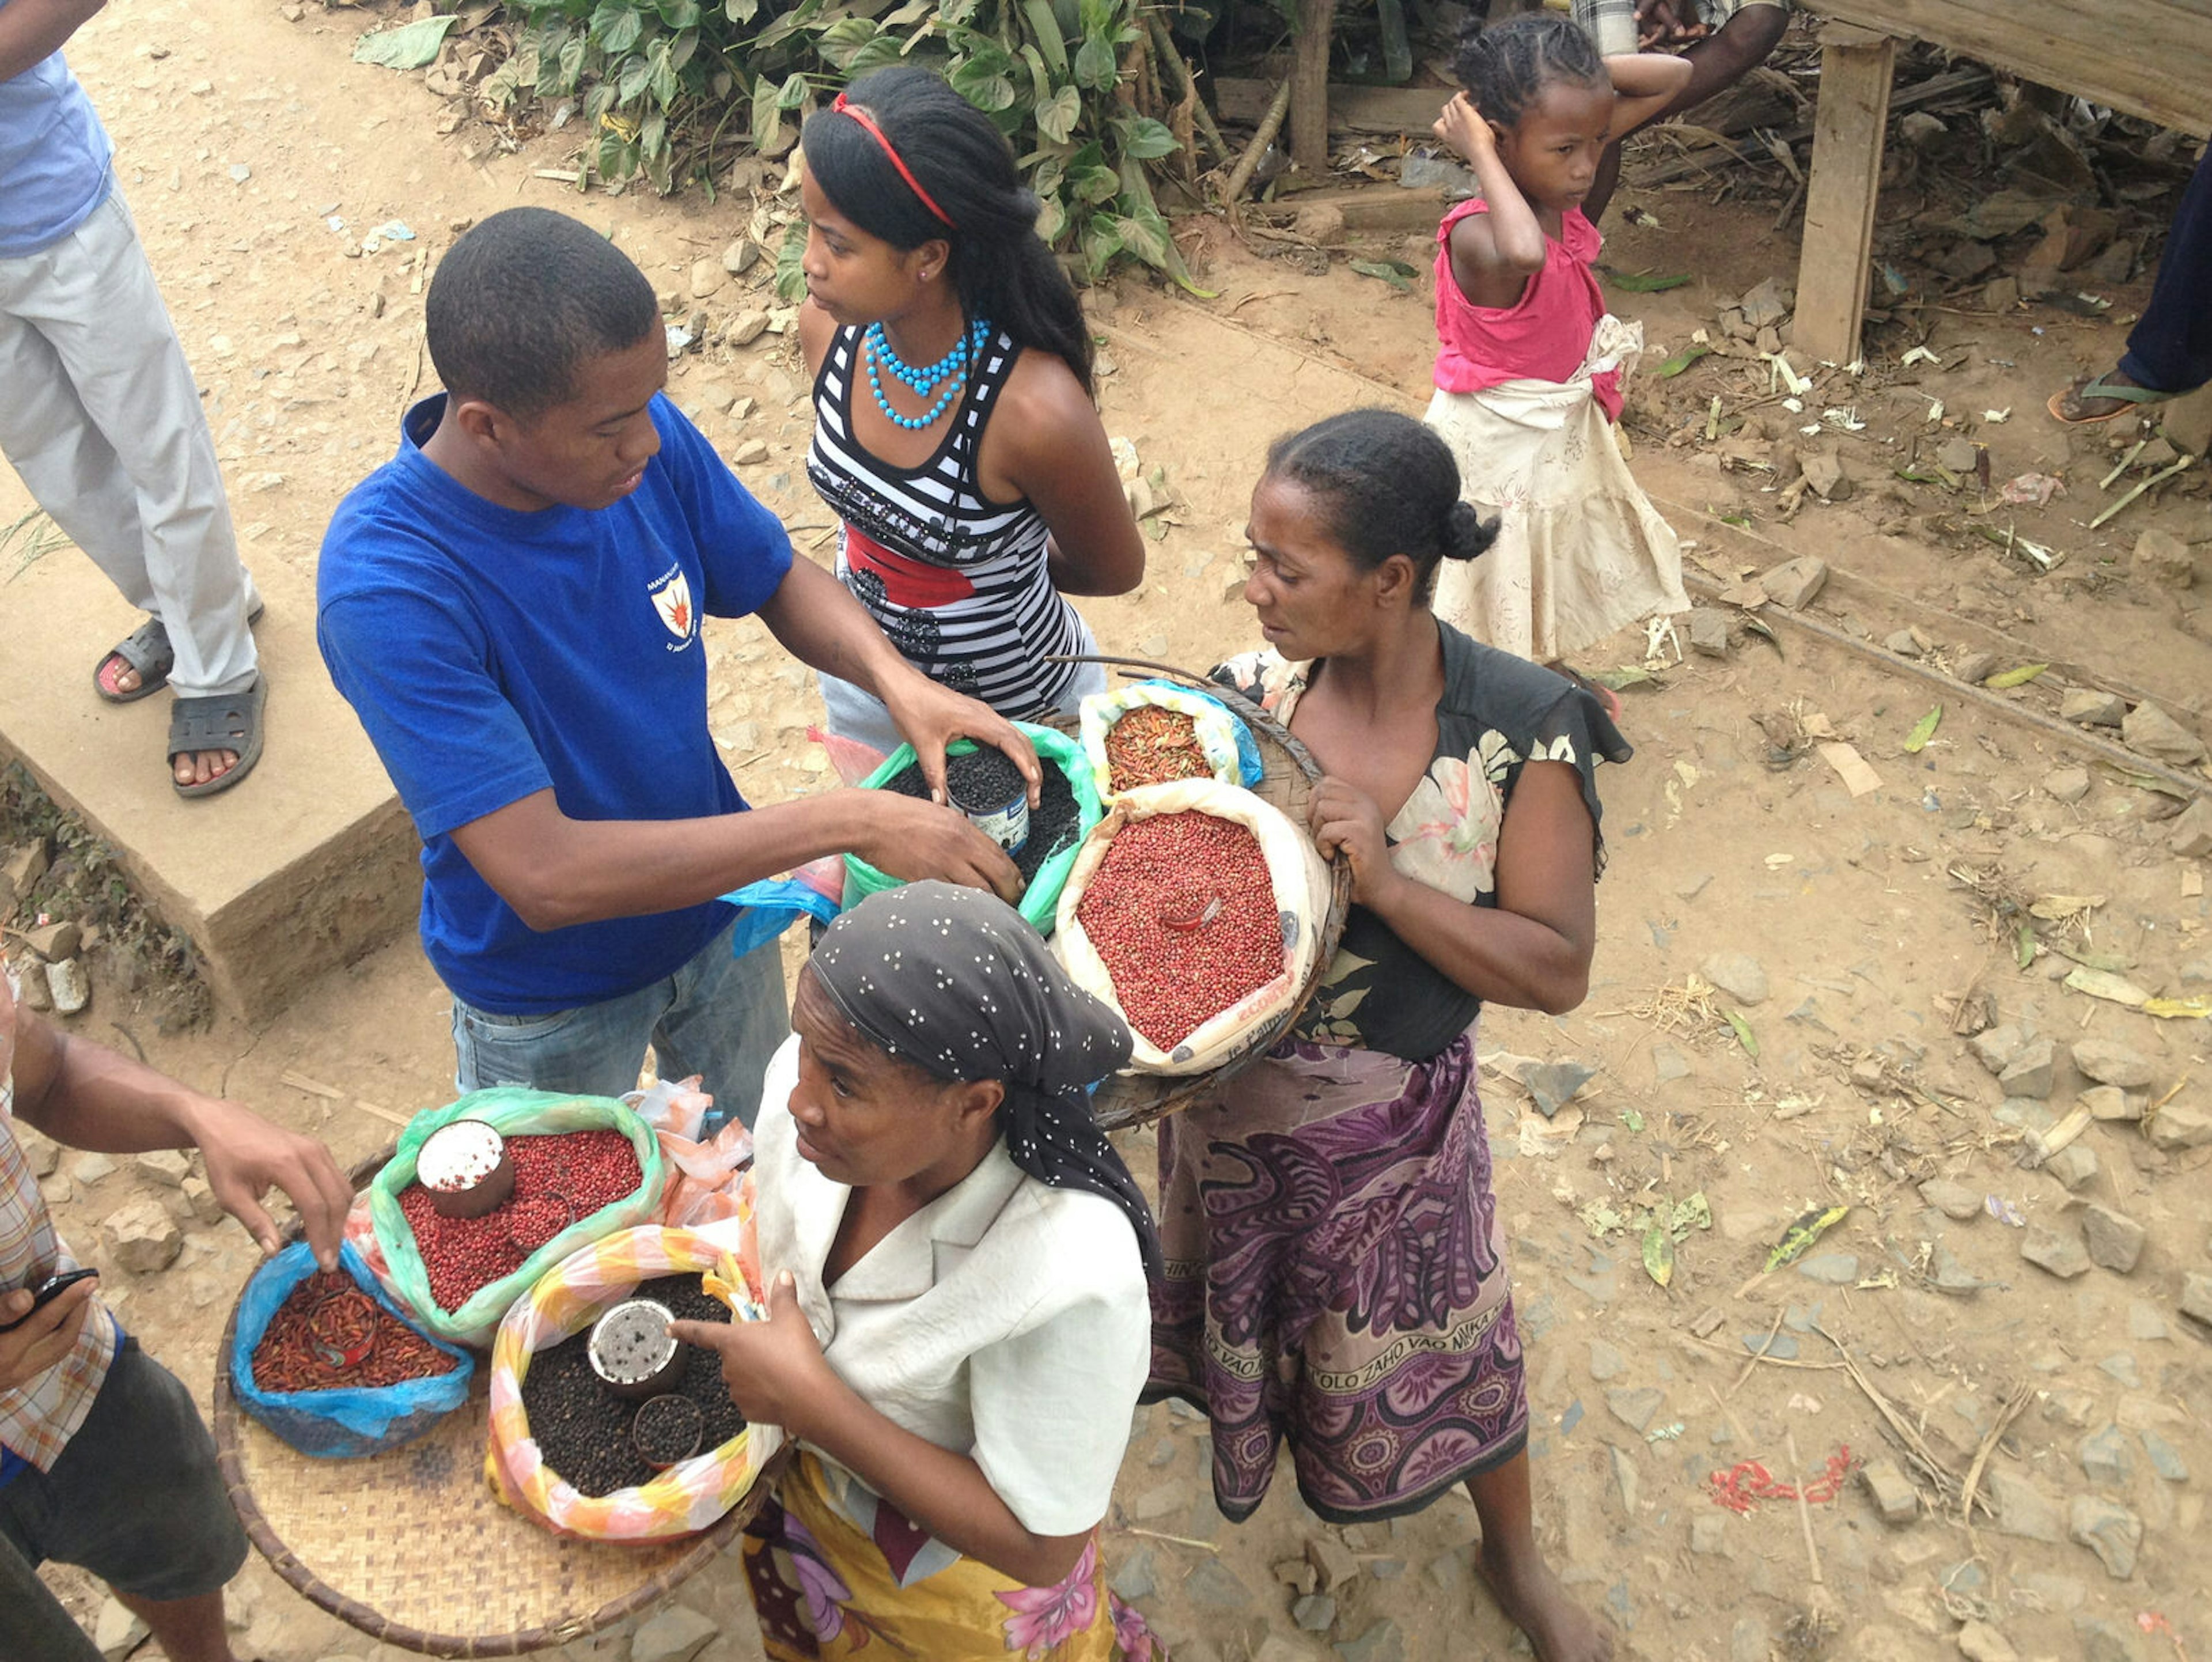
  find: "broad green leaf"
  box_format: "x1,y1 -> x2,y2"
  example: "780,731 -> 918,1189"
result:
649,46 -> 679,104
1726,1009 -> 1758,1058
588,0 -> 643,53
1035,84 -> 1081,142
1080,211 -> 1122,279
2015,921 -> 2037,969
815,16 -> 878,67
1072,28 -> 1116,90
656,0 -> 699,27
724,0 -> 757,22
1068,160 -> 1119,203
1620,1108 -> 1644,1133
1903,705 -> 1941,753
1641,1220 -> 1674,1288
1117,114 -> 1178,159
774,223 -> 808,303
353,14 -> 457,69
778,69 -> 810,107
751,72 -> 785,151
1982,662 -> 2048,689
1764,1204 -> 1847,1273
618,50 -> 654,100
1017,41 -> 1052,106
949,53 -> 1018,112
556,31 -> 588,89
1656,344 -> 1710,378
1020,0 -> 1067,71
1349,258 -> 1414,291
1033,189 -> 1066,243
1600,267 -> 1691,292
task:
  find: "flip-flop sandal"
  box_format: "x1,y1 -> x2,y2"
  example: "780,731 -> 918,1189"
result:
2046,374 -> 2177,427
169,675 -> 266,800
93,600 -> 267,704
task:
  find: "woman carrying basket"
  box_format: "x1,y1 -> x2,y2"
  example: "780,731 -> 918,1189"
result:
794,67 -> 1145,756
1149,410 -> 1628,1662
673,883 -> 1164,1659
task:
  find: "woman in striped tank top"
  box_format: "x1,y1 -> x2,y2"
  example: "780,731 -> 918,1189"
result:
796,68 -> 1145,754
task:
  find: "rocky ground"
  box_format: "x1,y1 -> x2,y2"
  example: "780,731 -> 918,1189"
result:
6,2 -> 2210,1660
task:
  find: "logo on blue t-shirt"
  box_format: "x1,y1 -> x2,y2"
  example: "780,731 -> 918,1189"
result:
648,563 -> 695,650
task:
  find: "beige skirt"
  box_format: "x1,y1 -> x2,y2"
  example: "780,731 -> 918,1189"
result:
1426,314 -> 1687,662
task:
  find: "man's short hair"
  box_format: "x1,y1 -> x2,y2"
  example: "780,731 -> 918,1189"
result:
425,208 -> 659,421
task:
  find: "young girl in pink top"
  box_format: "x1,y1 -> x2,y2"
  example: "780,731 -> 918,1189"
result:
1426,14 -> 1692,709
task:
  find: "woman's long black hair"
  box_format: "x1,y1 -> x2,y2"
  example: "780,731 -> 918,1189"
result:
802,66 -> 1097,399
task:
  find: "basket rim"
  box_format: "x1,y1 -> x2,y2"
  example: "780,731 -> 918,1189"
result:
213,1148 -> 779,1657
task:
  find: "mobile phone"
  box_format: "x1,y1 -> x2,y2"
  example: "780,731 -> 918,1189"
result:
0,1267 -> 100,1334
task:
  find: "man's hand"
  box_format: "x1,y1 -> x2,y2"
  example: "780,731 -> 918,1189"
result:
0,1276 -> 97,1393
1636,0 -> 1707,45
859,793 -> 1026,905
669,1270 -> 838,1438
876,668 -> 1044,809
1433,92 -> 1501,165
187,1100 -> 354,1269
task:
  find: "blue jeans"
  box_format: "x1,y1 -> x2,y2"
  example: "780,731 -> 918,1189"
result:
450,920 -> 788,1130
2120,151 -> 2211,396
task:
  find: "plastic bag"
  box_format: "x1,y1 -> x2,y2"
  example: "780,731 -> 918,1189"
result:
368,1091 -> 667,1349
843,722 -> 1103,934
1079,682 -> 1262,802
631,1073 -> 757,1231
485,1222 -> 782,1541
1054,780 -> 1330,1074
230,1241 -> 473,1458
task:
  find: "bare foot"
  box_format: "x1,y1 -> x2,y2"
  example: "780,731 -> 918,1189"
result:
173,748 -> 241,789
97,656 -> 144,698
1477,1538 -> 1613,1662
2054,368 -> 2150,422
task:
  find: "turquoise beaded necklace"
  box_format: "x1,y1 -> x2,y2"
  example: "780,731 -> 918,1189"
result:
863,317 -> 992,431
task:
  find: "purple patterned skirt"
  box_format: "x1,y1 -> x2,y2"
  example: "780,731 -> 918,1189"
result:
1146,1028 -> 1526,1522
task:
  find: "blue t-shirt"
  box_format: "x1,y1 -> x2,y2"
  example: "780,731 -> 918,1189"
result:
0,13 -> 113,258
318,394 -> 794,1014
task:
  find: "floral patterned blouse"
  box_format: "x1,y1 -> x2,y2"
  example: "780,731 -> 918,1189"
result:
1213,622 -> 1627,1061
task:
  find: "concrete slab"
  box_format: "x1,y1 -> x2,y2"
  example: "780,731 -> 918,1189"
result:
0,540 -> 418,1023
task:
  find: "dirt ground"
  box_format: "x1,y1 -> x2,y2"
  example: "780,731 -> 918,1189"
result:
11,2 -> 2212,1659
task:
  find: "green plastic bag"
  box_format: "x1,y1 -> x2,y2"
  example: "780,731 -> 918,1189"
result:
842,723 -> 1101,934
368,1091 -> 665,1349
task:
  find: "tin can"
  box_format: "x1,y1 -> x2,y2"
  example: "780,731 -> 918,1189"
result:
949,780 -> 1029,855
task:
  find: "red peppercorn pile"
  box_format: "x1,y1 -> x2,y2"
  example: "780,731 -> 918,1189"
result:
1105,706 -> 1211,793
398,1129 -> 641,1312
252,1271 -> 459,1393
1075,810 -> 1282,1051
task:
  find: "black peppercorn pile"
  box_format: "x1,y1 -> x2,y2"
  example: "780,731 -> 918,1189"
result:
519,1274 -> 748,1497
878,749 -> 1080,887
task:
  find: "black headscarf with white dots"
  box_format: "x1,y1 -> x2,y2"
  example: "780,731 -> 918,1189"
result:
809,881 -> 1161,1274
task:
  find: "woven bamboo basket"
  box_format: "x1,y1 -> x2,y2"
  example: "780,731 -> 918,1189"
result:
213,1152 -> 785,1657
1047,655 -> 1353,1132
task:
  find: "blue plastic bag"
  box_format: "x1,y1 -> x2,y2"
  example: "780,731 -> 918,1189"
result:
230,1241 -> 473,1459
722,879 -> 841,959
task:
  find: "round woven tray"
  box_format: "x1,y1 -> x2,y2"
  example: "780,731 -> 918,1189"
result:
1048,656 -> 1353,1132
213,1153 -> 785,1657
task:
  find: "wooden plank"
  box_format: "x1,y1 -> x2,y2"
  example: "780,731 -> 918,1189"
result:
1794,29 -> 1896,366
1218,75 -> 1445,138
1290,0 -> 1340,172
1810,0 -> 2212,136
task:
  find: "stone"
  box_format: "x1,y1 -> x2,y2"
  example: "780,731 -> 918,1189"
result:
1609,1442 -> 1642,1515
1688,608 -> 1732,657
1861,1457 -> 1918,1524
2060,688 -> 2127,727
2068,1496 -> 2142,1578
1691,1513 -> 1729,1554
1803,450 -> 1853,501
1969,1024 -> 2027,1074
21,919 -> 78,960
1335,1623 -> 1404,1662
105,1201 -> 183,1273
2022,1221 -> 2090,1279
2079,1426 -> 2134,1486
94,1596 -> 150,1660
181,1175 -> 225,1226
1760,555 -> 1828,609
1605,1387 -> 1665,1433
1130,1481 -> 1182,1520
46,957 -> 87,1015
2012,1570 -> 2085,1612
1952,649 -> 2000,685
1523,1061 -> 1595,1118
1292,1593 -> 1337,1631
2043,1389 -> 2099,1430
2123,701 -> 2207,766
1739,276 -> 1794,329
2,838 -> 48,902
1588,1339 -> 1626,1381
1272,1556 -> 1317,1595
1700,951 -> 1770,1005
2170,797 -> 2212,858
1184,1559 -> 1252,1609
2080,1086 -> 2143,1122
2043,767 -> 2092,803
2180,1270 -> 2212,1328
730,439 -> 770,465
2099,1351 -> 2141,1388
2133,527 -> 2194,588
1256,1643 -> 1313,1662
721,237 -> 760,275
133,1149 -> 191,1188
2073,1040 -> 2156,1089
1733,1616 -> 1771,1662
1306,1536 -> 1359,1592
687,258 -> 724,300
1796,1251 -> 1860,1285
2147,1100 -> 2212,1151
2045,1144 -> 2100,1191
1110,1548 -> 1157,1602
2140,1430 -> 2189,1482
1938,437 -> 1982,475
1999,1038 -> 2056,1099
1958,1623 -> 2019,1662
1884,629 -> 1923,658
70,1151 -> 116,1185
725,310 -> 769,346
1919,1179 -> 1982,1221
630,1606 -> 718,1662
1986,1470 -> 2065,1543
2080,1204 -> 2146,1274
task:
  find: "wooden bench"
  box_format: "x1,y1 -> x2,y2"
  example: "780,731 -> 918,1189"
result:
1795,1 -> 2212,365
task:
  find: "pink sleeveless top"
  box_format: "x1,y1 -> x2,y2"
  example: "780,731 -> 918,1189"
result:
1432,198 -> 1622,420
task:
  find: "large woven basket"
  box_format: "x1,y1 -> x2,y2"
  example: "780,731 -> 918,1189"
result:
1048,656 -> 1353,1132
213,1152 -> 785,1657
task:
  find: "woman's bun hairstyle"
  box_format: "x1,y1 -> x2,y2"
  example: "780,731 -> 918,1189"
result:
1263,408 -> 1488,606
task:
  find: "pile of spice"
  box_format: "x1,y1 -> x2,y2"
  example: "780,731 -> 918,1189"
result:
252,1271 -> 460,1394
397,1128 -> 641,1311
878,748 -> 1080,887
1104,706 -> 1211,793
1075,811 -> 1282,1050
520,1274 -> 748,1497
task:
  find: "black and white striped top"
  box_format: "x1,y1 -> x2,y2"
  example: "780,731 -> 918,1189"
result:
807,324 -> 1089,718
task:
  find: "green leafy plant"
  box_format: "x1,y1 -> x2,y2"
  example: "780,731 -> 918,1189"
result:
509,0 -> 1200,283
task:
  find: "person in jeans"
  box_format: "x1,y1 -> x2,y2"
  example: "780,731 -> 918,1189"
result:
2050,149 -> 2211,423
0,0 -> 266,796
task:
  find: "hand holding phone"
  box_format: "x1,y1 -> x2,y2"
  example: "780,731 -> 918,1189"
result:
0,1268 -> 99,1391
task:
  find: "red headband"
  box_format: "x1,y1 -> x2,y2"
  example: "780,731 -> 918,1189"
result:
832,90 -> 957,230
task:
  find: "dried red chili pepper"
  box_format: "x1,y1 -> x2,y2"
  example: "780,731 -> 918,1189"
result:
1104,706 -> 1211,794
252,1271 -> 459,1393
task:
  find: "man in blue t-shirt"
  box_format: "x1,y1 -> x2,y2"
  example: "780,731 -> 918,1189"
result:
0,0 -> 267,796
320,209 -> 1036,1125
